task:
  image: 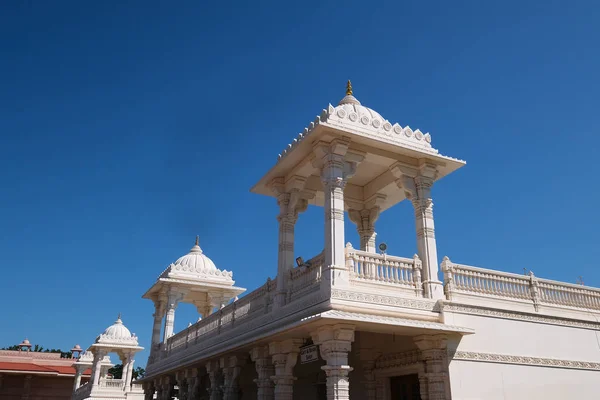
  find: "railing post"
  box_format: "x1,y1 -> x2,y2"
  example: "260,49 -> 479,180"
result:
529,271 -> 540,312
440,256 -> 454,301
413,254 -> 423,297
345,243 -> 355,278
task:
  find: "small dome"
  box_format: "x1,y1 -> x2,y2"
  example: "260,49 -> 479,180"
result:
333,80 -> 386,124
173,236 -> 217,272
96,315 -> 134,343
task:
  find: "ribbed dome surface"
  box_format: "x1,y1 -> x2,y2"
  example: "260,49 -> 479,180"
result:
98,317 -> 132,340
173,240 -> 217,272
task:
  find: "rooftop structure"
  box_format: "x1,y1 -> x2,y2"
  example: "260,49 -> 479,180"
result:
71,316 -> 144,400
0,339 -> 90,400
134,82 -> 600,400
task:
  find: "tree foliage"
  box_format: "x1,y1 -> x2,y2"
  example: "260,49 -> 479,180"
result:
108,364 -> 146,381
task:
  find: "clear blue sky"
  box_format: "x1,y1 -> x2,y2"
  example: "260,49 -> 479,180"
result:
1,1 -> 599,365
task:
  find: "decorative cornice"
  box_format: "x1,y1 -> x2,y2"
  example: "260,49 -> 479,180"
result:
316,310 -> 473,334
331,289 -> 436,312
451,351 -> 600,371
441,302 -> 600,330
375,350 -> 421,370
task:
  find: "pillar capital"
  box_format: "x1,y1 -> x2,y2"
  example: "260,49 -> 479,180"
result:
414,334 -> 451,400
269,339 -> 303,400
251,345 -> 275,400
311,324 -> 355,400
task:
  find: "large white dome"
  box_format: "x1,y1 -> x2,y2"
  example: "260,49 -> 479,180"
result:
172,237 -> 217,272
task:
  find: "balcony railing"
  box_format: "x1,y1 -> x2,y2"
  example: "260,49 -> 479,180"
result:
346,244 -> 423,296
441,257 -> 600,311
99,378 -> 125,389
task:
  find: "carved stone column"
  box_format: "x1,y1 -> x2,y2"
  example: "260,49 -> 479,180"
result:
176,370 -> 188,400
220,354 -> 246,400
152,299 -> 165,347
186,368 -> 199,400
314,140 -> 364,292
72,365 -> 84,393
269,339 -> 303,400
271,177 -> 310,307
122,353 -> 134,392
206,360 -> 222,400
348,196 -> 385,253
392,163 -> 443,299
312,324 -> 355,400
90,350 -> 106,388
250,346 -> 275,400
164,289 -> 185,341
158,376 -> 173,400
414,335 -> 451,400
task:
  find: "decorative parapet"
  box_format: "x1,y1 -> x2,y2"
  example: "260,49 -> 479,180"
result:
346,243 -> 424,297
441,257 -> 600,312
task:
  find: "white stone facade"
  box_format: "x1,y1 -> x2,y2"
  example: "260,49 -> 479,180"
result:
136,83 -> 600,400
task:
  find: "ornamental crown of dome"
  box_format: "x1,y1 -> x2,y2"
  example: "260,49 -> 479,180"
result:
334,79 -> 385,122
172,236 -> 218,272
94,314 -> 139,346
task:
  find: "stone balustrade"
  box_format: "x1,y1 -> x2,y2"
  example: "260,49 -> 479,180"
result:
99,378 -> 125,389
346,245 -> 423,297
441,257 -> 600,311
288,251 -> 324,301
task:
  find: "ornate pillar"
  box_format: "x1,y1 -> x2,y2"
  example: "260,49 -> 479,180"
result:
269,339 -> 303,400
206,360 -> 222,400
152,299 -> 166,346
313,140 -> 364,292
392,163 -> 443,299
160,376 -> 173,400
220,354 -> 246,400
414,335 -> 451,400
176,370 -> 188,400
120,352 -> 134,392
90,350 -> 106,387
270,177 -> 310,308
186,368 -> 199,400
348,196 -> 384,253
72,366 -> 84,393
312,324 -> 355,400
250,345 -> 275,400
164,289 -> 185,341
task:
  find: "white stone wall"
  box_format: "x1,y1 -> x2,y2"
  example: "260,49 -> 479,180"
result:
449,361 -> 600,400
445,311 -> 600,399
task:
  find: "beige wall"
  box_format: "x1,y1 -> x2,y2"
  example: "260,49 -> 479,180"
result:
446,311 -> 600,400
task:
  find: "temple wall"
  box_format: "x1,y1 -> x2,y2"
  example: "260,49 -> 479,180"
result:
445,311 -> 600,400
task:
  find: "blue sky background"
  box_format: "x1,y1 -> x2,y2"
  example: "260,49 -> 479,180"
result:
1,1 -> 599,366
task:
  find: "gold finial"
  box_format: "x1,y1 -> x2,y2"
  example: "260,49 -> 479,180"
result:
195,235 -> 199,246
346,80 -> 353,96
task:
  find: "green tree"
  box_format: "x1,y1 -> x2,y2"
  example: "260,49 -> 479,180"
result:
108,364 -> 146,381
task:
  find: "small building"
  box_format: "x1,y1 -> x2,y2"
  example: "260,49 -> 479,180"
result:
136,82 -> 600,400
0,340 -> 89,400
71,316 -> 144,400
